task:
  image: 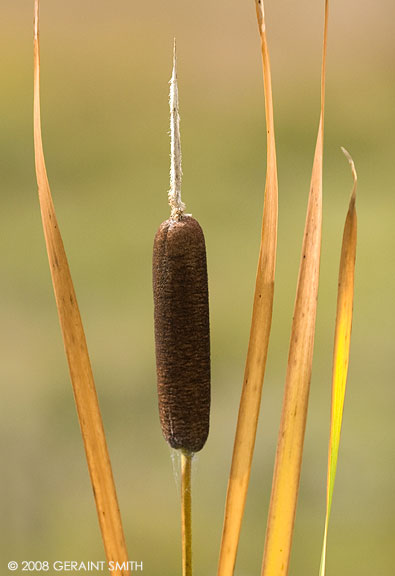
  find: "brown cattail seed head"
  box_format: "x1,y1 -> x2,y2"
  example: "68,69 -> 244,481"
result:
153,215 -> 210,453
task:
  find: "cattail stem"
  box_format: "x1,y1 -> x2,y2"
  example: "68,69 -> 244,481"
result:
181,451 -> 193,576
154,43 -> 210,576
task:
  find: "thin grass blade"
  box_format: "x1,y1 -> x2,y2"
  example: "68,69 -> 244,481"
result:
217,1 -> 278,574
33,2 -> 129,574
319,149 -> 357,576
261,2 -> 329,575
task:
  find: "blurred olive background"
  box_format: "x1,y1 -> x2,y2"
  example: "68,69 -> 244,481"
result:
1,1 -> 394,574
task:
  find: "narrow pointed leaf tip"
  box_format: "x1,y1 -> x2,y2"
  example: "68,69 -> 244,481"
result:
341,147 -> 357,202
261,2 -> 328,576
33,5 -> 129,575
319,150 -> 357,576
217,0 -> 278,574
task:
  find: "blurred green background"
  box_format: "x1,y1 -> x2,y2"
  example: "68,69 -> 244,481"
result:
1,1 -> 394,574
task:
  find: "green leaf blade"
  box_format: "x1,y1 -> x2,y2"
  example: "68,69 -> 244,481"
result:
319,148 -> 357,576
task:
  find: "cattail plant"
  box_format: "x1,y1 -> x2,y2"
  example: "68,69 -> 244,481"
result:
30,1 -> 358,575
152,43 -> 210,576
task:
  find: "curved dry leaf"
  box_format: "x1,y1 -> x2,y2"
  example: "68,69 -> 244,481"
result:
33,2 -> 129,574
261,2 -> 329,575
217,1 -> 278,575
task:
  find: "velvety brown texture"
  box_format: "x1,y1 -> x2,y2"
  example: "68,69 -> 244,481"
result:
153,215 -> 210,453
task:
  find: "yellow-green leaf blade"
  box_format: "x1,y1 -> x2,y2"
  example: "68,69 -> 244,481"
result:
217,2 -> 278,575
33,3 -> 129,574
261,3 -> 329,575
319,149 -> 357,576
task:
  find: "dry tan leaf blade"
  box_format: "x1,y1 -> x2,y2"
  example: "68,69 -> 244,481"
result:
217,1 -> 278,575
33,2 -> 129,575
261,2 -> 329,576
